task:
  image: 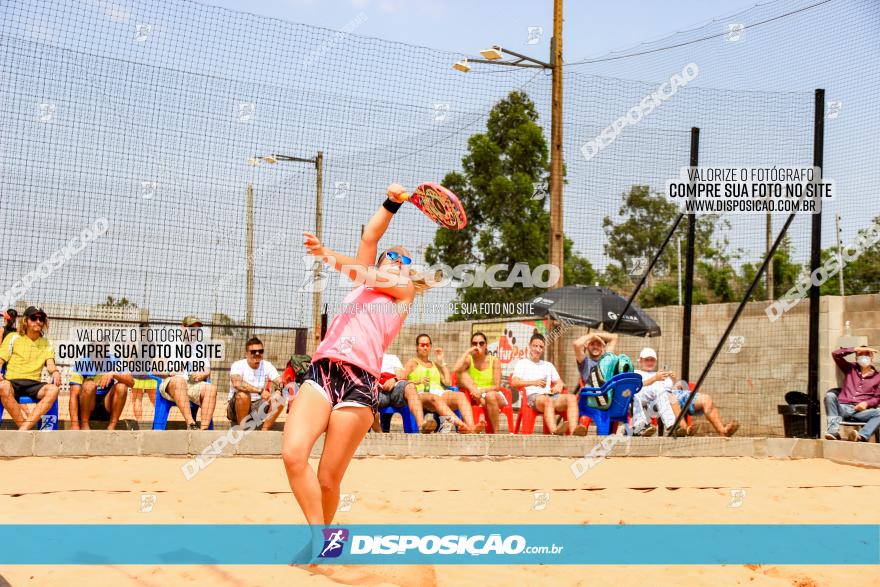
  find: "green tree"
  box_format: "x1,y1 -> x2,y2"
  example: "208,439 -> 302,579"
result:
98,296 -> 137,308
213,313 -> 241,336
426,90 -> 596,321
819,216 -> 880,295
601,185 -> 735,306
739,234 -> 803,301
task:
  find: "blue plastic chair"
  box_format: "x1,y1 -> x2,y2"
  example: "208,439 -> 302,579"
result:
0,393 -> 60,430
578,372 -> 643,436
148,374 -> 214,430
379,404 -> 419,433
378,389 -> 463,433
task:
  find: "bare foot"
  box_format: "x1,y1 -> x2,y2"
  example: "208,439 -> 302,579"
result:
724,421 -> 740,437
553,422 -> 568,435
473,421 -> 487,434
70,422 -> 80,431
572,424 -> 588,436
419,419 -> 437,433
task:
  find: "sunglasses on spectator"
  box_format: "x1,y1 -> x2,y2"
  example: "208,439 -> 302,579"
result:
383,250 -> 412,265
418,342 -> 431,347
471,340 -> 486,346
29,315 -> 47,323
248,349 -> 264,355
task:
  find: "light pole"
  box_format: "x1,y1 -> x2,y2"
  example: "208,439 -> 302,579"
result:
249,152 -> 324,350
453,0 -> 565,364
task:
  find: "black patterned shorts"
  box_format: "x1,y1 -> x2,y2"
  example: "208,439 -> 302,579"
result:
303,358 -> 378,411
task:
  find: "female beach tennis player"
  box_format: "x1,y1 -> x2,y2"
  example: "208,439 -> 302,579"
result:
282,183 -> 434,531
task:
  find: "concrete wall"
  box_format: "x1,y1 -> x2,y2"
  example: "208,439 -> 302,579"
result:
11,294 -> 878,435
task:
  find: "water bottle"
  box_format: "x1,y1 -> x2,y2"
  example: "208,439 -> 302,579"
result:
844,321 -> 851,337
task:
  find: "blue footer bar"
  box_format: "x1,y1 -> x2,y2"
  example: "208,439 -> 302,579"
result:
0,525 -> 877,565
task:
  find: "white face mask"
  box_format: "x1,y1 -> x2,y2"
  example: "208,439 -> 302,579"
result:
857,356 -> 872,367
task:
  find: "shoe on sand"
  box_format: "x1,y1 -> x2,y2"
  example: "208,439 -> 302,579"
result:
572,424 -> 588,437
419,419 -> 437,434
673,426 -> 688,438
637,425 -> 657,437
846,429 -> 865,442
553,422 -> 568,435
823,431 -> 841,441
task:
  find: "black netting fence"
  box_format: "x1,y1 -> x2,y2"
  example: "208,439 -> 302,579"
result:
1,0 -> 877,433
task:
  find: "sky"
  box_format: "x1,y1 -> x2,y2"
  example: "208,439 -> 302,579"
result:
1,0 -> 876,327
203,0 -> 762,63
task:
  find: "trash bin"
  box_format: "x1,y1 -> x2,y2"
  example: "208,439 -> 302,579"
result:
777,404 -> 809,438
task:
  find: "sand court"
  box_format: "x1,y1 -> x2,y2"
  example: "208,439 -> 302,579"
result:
1,453 -> 878,586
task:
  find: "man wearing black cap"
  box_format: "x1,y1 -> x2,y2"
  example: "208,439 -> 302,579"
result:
0,306 -> 62,430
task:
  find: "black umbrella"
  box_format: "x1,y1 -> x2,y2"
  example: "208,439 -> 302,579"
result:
529,285 -> 661,336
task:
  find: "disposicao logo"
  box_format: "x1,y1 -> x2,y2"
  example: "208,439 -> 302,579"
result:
319,528 -> 349,558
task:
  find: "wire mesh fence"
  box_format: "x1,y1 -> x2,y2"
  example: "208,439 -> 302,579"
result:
1,0 -> 877,434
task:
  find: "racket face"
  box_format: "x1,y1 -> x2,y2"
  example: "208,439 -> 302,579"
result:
410,182 -> 468,230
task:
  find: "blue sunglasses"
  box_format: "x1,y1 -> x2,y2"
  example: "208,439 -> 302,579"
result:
381,250 -> 412,265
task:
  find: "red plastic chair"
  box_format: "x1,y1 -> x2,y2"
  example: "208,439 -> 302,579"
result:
471,388 -> 515,433
513,387 -> 587,435
452,372 -> 516,434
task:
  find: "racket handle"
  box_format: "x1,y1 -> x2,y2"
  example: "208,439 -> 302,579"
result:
397,191 -> 412,202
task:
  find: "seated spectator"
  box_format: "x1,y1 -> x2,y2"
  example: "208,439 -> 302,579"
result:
155,316 -> 217,430
632,347 -> 682,437
374,352 -> 436,433
227,337 -> 284,430
68,353 -> 134,430
824,346 -> 880,442
0,306 -> 61,430
453,331 -> 507,434
511,332 -> 587,436
401,333 -> 484,433
572,331 -> 618,386
660,364 -> 739,437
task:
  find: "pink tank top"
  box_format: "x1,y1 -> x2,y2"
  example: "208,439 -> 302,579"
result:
312,285 -> 407,377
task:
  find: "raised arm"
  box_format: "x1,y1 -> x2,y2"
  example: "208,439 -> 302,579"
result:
435,348 -> 451,387
572,334 -> 591,364
601,332 -> 618,354
832,347 -> 854,373
453,347 -> 477,375
304,233 -> 415,301
355,183 -> 408,267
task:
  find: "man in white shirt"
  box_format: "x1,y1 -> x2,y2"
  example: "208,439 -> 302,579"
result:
511,333 -> 587,436
635,347 -> 739,437
227,336 -> 283,430
632,347 -> 681,437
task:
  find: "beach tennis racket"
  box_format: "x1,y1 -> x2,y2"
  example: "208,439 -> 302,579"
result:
402,182 -> 468,230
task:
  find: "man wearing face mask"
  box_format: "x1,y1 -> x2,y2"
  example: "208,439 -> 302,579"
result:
824,346 -> 880,441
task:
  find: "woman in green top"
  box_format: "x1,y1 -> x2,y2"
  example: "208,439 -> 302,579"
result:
402,333 -> 483,433
453,331 -> 506,433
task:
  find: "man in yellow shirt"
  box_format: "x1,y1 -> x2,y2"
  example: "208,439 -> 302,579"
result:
0,306 -> 61,430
